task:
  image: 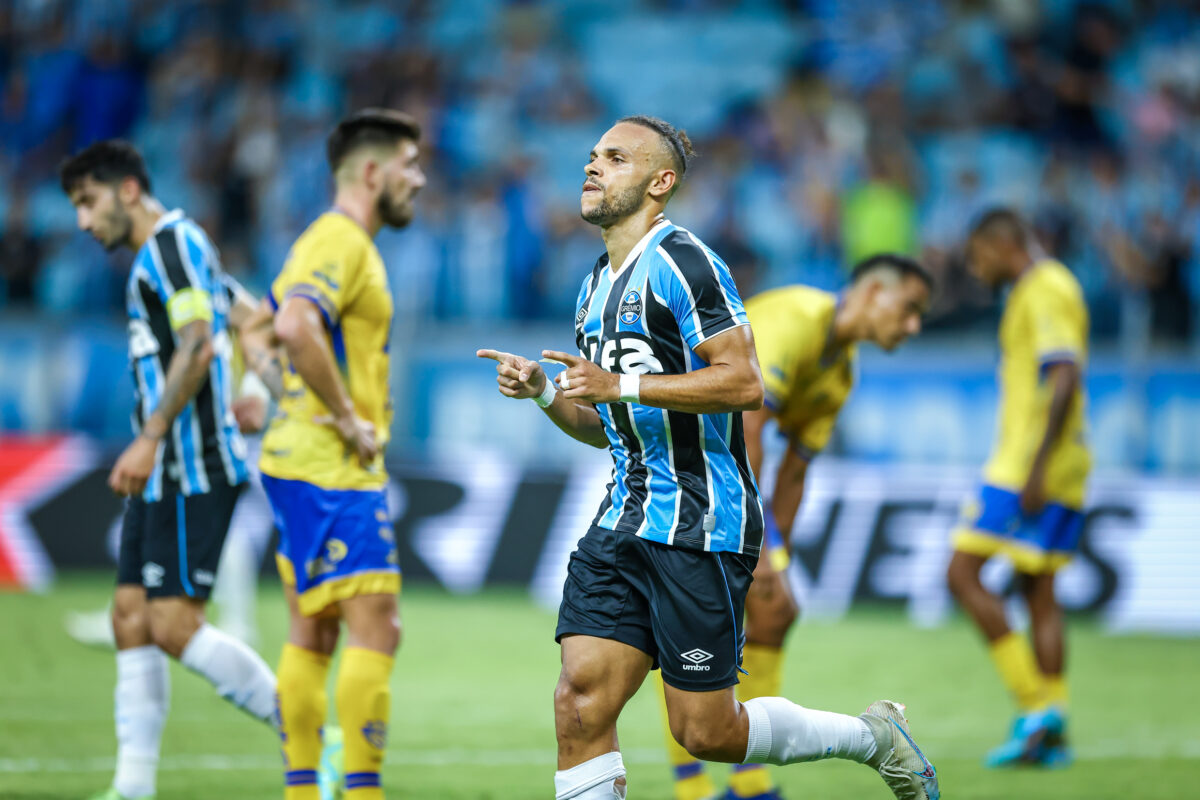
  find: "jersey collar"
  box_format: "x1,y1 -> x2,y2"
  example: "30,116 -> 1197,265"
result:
609,217 -> 672,276
151,208 -> 185,234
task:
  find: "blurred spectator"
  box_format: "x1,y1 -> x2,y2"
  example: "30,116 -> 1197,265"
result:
841,142 -> 918,268
72,33 -> 143,150
0,0 -> 1197,349
0,193 -> 40,306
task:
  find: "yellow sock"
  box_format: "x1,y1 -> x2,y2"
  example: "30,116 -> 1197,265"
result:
277,644 -> 330,800
728,644 -> 782,797
737,643 -> 784,702
654,672 -> 715,800
989,632 -> 1047,712
1044,674 -> 1069,708
337,647 -> 394,799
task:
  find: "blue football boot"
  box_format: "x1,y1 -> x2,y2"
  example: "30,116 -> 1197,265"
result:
317,725 -> 345,800
985,706 -> 1066,768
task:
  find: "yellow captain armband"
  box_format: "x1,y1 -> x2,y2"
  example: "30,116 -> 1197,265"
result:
166,287 -> 214,329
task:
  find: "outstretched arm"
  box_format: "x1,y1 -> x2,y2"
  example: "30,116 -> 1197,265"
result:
543,324 -> 763,415
477,349 -> 609,448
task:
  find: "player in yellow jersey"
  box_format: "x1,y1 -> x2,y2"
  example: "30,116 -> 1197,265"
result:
947,208 -> 1090,769
251,109 -> 425,800
660,254 -> 933,800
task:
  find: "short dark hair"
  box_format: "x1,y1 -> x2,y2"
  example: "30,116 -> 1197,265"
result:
59,139 -> 152,195
327,108 -> 422,173
969,207 -> 1029,248
617,114 -> 695,180
850,253 -> 935,291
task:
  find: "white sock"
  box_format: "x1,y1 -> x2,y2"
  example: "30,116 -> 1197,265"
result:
113,645 -> 170,798
554,751 -> 627,799
743,696 -> 876,765
214,528 -> 259,644
179,623 -> 277,726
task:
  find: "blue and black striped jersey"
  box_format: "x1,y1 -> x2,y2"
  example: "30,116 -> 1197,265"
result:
574,219 -> 764,555
125,209 -> 248,501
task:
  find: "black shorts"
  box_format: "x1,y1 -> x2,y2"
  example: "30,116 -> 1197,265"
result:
116,482 -> 243,600
555,525 -> 757,692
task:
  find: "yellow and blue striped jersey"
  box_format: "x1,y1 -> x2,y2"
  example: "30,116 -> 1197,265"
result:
983,259 -> 1090,507
260,212 -> 393,491
746,286 -> 856,460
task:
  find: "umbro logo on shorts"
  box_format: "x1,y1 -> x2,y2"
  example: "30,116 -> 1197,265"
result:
680,648 -> 714,671
142,562 -> 164,588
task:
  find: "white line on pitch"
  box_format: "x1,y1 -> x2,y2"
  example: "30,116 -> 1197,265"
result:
3,742 -> 1200,774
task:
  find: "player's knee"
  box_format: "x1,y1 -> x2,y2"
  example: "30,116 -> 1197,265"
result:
290,617 -> 341,656
553,671 -> 584,716
317,617 -> 342,654
112,591 -> 147,633
553,668 -> 603,738
342,594 -> 401,653
148,619 -> 189,658
350,613 -> 400,654
147,600 -> 203,659
675,719 -> 739,762
377,617 -> 402,653
946,555 -> 975,597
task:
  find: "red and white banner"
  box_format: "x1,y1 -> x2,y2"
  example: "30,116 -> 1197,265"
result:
0,436 -> 97,591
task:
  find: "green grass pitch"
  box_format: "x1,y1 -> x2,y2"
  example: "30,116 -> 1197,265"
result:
2,573 -> 1198,798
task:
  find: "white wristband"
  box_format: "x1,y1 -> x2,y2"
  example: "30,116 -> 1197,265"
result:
239,371 -> 272,403
619,373 -> 640,404
533,377 -> 557,408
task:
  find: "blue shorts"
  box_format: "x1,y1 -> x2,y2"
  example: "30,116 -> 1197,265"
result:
952,485 -> 1085,574
261,474 -> 400,617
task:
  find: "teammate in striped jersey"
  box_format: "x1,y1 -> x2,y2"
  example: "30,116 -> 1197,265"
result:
662,254 -> 933,800
480,116 -> 940,800
61,140 -> 280,800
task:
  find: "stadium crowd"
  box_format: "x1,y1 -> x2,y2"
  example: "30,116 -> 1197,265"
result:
2,0 -> 1199,345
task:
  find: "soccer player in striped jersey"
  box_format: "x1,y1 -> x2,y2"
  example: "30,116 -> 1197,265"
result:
480,116 -> 940,800
948,209 -> 1090,767
61,140 -> 280,800
662,254 -> 933,800
248,109 -> 424,800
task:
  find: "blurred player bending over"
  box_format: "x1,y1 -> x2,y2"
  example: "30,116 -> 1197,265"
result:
60,140 -> 281,800
948,208 -> 1090,767
479,116 -> 939,800
661,254 -> 933,800
247,109 -> 424,800
64,275 -> 281,652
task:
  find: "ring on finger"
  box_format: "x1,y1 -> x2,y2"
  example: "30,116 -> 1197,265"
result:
561,375 -> 572,390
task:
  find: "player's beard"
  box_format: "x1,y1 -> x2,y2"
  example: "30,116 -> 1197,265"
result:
99,205 -> 134,251
377,185 -> 416,229
581,176 -> 652,227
